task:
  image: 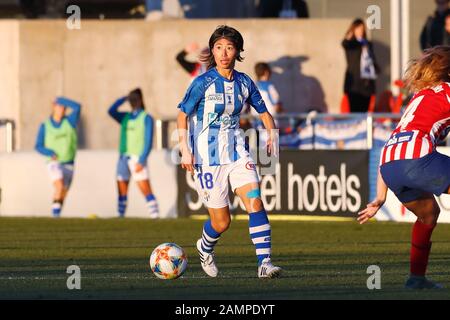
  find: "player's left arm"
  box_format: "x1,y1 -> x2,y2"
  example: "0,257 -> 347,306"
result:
247,78 -> 278,156
137,114 -> 154,171
56,97 -> 81,128
357,168 -> 388,224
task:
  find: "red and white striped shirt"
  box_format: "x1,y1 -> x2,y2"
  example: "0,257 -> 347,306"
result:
380,82 -> 450,165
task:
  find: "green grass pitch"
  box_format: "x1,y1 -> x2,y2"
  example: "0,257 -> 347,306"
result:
1,217 -> 450,300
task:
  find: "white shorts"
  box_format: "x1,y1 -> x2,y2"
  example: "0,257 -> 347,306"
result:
117,155 -> 149,181
46,161 -> 74,187
194,156 -> 260,209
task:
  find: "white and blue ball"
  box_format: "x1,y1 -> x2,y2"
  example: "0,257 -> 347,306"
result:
149,243 -> 188,279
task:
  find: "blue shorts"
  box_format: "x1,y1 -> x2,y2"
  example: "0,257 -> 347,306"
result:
116,155 -> 149,181
380,151 -> 450,203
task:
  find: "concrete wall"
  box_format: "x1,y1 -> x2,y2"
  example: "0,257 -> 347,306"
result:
1,19 -> 355,150
0,150 -> 178,218
0,20 -> 20,147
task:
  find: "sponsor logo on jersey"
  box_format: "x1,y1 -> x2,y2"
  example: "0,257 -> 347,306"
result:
207,112 -> 239,129
386,131 -> 414,146
206,93 -> 224,103
245,161 -> 256,171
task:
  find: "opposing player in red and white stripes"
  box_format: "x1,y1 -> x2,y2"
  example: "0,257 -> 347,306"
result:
358,46 -> 450,289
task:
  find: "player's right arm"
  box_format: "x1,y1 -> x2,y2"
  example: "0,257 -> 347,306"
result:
177,111 -> 194,175
108,96 -> 128,123
177,77 -> 204,174
35,123 -> 56,159
357,168 -> 388,224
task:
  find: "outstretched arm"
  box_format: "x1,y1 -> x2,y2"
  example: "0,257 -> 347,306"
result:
357,168 -> 388,224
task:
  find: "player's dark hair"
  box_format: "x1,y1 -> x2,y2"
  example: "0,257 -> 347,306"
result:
128,88 -> 145,110
201,25 -> 244,70
345,18 -> 367,40
255,62 -> 271,79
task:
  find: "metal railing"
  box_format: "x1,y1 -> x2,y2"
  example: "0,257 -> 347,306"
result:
154,112 -> 403,150
0,119 -> 15,153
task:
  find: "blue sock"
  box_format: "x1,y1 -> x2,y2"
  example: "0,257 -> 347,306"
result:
201,220 -> 221,253
52,201 -> 62,217
118,195 -> 127,217
249,210 -> 272,265
145,194 -> 159,217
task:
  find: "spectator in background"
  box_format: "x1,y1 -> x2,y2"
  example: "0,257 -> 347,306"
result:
249,62 -> 282,129
420,0 -> 450,50
35,97 -> 81,217
342,19 -> 379,113
108,88 -> 159,219
259,0 -> 309,18
176,42 -> 209,81
444,12 -> 450,45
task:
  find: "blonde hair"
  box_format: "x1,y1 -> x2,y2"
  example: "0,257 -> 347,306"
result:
404,46 -> 450,93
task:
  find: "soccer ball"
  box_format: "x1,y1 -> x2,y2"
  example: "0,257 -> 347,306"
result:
149,243 -> 188,279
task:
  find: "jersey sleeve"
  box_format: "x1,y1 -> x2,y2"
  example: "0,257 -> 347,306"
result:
138,114 -> 154,165
35,123 -> 56,157
267,83 -> 280,105
108,96 -> 128,123
56,97 -> 81,128
177,78 -> 204,116
246,78 -> 268,114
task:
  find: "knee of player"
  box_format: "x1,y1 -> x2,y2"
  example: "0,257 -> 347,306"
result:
246,189 -> 264,212
432,204 -> 441,219
212,218 -> 231,233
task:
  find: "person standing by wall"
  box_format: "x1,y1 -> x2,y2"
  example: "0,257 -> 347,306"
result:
176,42 -> 209,81
443,12 -> 450,45
108,88 -> 159,219
249,62 -> 282,129
35,97 -> 81,217
420,0 -> 450,50
342,18 -> 379,113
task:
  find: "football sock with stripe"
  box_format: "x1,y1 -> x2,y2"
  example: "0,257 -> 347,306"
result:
249,210 -> 272,266
201,220 -> 221,253
52,200 -> 63,217
118,195 -> 127,217
146,194 -> 159,217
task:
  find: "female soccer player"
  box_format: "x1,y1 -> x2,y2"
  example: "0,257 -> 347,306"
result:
35,97 -> 81,217
358,46 -> 450,289
177,25 -> 282,278
108,88 -> 159,219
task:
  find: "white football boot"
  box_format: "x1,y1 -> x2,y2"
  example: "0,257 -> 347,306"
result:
196,239 -> 219,277
258,257 -> 282,279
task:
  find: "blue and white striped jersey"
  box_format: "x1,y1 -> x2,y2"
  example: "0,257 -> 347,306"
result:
251,81 -> 280,117
178,67 -> 268,166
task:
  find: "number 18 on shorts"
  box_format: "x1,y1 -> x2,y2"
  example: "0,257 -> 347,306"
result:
193,156 -> 260,209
